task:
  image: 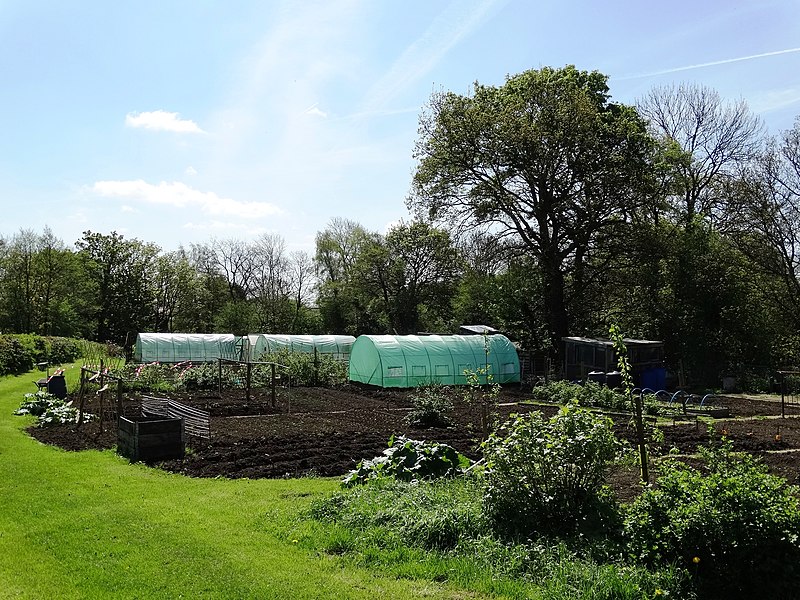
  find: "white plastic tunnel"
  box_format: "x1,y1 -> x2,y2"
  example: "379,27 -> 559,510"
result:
133,333 -> 241,363
244,334 -> 356,362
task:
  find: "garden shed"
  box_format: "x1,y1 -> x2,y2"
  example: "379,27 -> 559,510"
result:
562,336 -> 666,389
244,334 -> 355,362
349,334 -> 520,388
133,333 -> 241,364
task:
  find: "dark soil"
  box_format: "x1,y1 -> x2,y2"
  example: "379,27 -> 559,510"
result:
24,386 -> 800,497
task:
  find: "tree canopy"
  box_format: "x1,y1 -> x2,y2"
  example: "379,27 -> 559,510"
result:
410,65 -> 655,354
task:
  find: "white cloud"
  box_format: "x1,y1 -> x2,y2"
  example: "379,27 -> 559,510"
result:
304,104 -> 328,118
185,166 -> 198,176
125,110 -> 206,133
383,218 -> 405,234
183,221 -> 270,235
120,205 -> 136,213
749,87 -> 800,115
92,180 -> 283,219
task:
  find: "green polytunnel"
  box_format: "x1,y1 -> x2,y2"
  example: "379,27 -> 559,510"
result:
134,333 -> 241,363
244,334 -> 356,362
348,334 -> 521,388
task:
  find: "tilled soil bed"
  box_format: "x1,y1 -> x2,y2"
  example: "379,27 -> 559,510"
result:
24,386 -> 800,492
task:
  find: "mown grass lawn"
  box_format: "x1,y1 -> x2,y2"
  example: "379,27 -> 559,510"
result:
0,364 -> 478,599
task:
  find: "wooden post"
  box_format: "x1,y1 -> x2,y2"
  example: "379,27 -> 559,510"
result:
77,368 -> 87,428
781,371 -> 786,420
117,379 -> 124,420
635,389 -> 649,484
246,361 -> 252,403
98,359 -> 105,434
218,358 -> 223,398
271,363 -> 276,409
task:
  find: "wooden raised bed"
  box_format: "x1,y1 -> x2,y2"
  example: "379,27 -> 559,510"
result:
117,416 -> 185,462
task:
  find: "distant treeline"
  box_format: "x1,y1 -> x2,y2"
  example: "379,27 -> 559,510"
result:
0,335 -> 85,376
3,67 -> 800,387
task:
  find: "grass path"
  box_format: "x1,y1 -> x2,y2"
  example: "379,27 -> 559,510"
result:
0,365 -> 476,599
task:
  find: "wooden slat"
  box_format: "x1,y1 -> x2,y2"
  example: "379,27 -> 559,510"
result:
141,396 -> 210,439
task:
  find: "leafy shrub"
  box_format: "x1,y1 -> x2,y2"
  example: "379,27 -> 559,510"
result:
483,403 -> 623,537
176,362 -> 236,390
530,379 -> 580,404
46,337 -> 82,364
738,370 -> 772,394
255,349 -> 348,387
624,440 -> 800,599
0,336 -> 34,375
118,361 -> 179,393
404,382 -> 454,428
531,380 -> 632,412
0,334 -> 85,376
342,436 -> 470,487
15,390 -> 89,426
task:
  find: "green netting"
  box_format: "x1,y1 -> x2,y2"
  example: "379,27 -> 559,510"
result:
245,334 -> 355,362
348,334 -> 520,388
134,333 -> 241,363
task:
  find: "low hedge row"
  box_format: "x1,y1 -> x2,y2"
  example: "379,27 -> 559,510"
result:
0,334 -> 83,376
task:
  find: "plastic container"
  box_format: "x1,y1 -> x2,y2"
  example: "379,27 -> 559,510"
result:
641,367 -> 666,391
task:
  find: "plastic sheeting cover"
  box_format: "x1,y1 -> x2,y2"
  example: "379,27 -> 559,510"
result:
349,334 -> 520,388
134,333 -> 240,363
244,334 -> 356,362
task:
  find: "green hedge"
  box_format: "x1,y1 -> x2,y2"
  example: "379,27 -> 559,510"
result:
0,335 -> 83,376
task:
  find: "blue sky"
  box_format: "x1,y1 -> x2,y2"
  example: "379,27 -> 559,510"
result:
2,0 -> 799,253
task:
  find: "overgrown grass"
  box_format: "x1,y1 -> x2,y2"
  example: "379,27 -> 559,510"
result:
308,477 -> 691,599
0,364 -> 486,599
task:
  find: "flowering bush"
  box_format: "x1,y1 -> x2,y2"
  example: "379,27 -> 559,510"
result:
119,361 -> 179,393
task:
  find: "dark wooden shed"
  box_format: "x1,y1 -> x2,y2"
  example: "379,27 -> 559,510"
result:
562,336 -> 665,388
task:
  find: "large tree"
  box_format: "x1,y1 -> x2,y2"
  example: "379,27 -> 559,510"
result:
353,221 -> 459,334
76,230 -> 158,345
638,82 -> 763,225
315,218 -> 376,334
723,118 -> 800,354
0,228 -> 88,337
410,65 -> 655,355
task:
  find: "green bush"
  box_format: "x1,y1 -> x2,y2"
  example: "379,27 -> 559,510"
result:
175,362 -> 232,390
0,334 -> 84,376
531,380 -> 632,412
483,403 -> 623,538
342,436 -> 470,487
309,476 -> 692,597
15,390 -> 89,426
255,349 -> 347,387
46,337 -> 82,364
404,382 -> 454,428
624,440 -> 800,599
0,336 -> 34,375
119,361 -> 180,393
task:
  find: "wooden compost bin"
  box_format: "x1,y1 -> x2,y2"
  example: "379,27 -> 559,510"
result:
117,416 -> 185,462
